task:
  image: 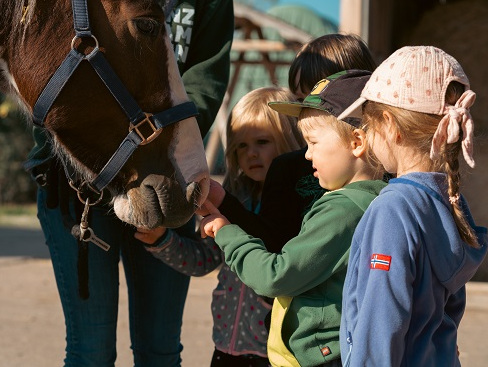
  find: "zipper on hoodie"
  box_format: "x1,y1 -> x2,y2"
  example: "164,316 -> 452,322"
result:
228,282 -> 247,354
343,331 -> 353,367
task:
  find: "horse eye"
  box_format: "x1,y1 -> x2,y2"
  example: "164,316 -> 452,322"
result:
134,18 -> 160,36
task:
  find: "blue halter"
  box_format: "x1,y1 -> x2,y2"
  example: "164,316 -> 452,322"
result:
32,0 -> 198,195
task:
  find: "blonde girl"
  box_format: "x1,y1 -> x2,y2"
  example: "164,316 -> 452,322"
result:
136,86 -> 303,367
338,46 -> 488,366
223,87 -> 303,208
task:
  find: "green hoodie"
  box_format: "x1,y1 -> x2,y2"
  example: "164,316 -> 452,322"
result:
215,179 -> 387,366
25,0 -> 233,173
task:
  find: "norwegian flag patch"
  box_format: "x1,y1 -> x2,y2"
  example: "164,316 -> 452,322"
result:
370,254 -> 391,271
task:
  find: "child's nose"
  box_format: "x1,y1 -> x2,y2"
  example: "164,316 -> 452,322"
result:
247,146 -> 258,157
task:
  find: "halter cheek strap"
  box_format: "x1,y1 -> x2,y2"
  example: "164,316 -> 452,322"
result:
430,89 -> 476,168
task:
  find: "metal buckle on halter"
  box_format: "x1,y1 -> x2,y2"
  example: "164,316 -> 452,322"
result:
129,113 -> 161,145
69,180 -> 104,205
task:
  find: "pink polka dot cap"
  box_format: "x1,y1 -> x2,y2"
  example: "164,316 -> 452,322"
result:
338,45 -> 477,168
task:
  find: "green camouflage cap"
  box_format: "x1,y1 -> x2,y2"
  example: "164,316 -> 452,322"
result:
268,69 -> 372,127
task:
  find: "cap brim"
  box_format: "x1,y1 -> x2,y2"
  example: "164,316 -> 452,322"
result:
268,101 -> 305,117
268,101 -> 331,117
337,97 -> 367,121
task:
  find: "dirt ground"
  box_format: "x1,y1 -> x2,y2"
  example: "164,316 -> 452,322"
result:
0,223 -> 216,367
1,222 -> 487,366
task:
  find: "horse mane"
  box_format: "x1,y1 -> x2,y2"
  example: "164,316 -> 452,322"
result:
0,1 -> 16,42
1,1 -> 36,95
1,1 -> 36,40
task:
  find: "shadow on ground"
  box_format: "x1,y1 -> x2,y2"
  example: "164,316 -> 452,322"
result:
0,226 -> 49,258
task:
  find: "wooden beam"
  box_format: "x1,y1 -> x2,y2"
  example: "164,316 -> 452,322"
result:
233,2 -> 312,44
231,39 -> 288,52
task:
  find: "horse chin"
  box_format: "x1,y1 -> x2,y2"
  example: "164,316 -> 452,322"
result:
112,175 -> 206,229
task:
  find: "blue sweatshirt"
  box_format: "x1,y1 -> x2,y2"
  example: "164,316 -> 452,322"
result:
340,172 -> 487,367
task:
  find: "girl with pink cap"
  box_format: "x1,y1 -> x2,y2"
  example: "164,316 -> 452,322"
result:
339,45 -> 487,366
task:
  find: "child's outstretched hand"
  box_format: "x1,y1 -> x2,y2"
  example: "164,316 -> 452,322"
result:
135,226 -> 167,245
196,178 -> 226,217
200,200 -> 230,238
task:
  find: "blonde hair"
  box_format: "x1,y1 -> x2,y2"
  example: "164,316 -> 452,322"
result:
298,108 -> 382,174
224,87 -> 304,205
298,109 -> 358,144
363,81 -> 479,248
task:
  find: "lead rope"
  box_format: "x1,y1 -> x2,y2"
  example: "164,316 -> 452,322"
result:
68,182 -> 110,299
75,198 -> 90,299
52,162 -> 90,299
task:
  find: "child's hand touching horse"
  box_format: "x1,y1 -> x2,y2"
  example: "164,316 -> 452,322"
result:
200,200 -> 230,239
136,191 -> 227,245
195,178 -> 226,217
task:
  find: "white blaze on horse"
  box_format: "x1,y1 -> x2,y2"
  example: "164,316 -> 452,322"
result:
0,0 -> 209,229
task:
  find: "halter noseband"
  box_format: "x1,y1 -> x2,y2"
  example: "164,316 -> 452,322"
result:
32,0 -> 198,195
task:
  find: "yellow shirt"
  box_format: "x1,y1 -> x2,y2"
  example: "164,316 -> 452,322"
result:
267,296 -> 301,367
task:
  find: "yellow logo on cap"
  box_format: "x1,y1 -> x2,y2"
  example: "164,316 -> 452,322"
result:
311,79 -> 330,95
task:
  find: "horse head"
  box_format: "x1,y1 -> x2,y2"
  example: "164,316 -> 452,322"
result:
0,0 -> 210,229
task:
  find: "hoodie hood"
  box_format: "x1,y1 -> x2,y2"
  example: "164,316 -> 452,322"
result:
386,172 -> 487,293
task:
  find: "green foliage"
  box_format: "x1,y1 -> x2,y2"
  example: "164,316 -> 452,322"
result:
0,94 -> 37,204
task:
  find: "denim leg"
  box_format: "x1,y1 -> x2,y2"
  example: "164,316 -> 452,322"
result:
121,232 -> 190,367
38,188 -> 191,366
37,188 -> 120,367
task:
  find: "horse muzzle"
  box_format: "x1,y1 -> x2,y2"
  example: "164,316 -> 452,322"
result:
112,173 -> 209,229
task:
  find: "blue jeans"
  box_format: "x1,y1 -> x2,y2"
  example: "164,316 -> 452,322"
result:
37,188 -> 191,367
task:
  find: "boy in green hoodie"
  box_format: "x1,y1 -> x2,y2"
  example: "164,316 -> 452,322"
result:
200,70 -> 386,367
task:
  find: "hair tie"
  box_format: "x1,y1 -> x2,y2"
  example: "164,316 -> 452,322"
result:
449,193 -> 460,205
430,90 -> 476,168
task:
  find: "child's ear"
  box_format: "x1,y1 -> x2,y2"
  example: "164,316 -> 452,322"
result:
351,129 -> 367,158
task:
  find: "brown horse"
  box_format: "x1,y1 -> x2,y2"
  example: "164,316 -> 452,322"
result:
0,0 -> 209,229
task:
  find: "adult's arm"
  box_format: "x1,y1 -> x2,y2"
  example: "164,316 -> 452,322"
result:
175,0 -> 234,137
